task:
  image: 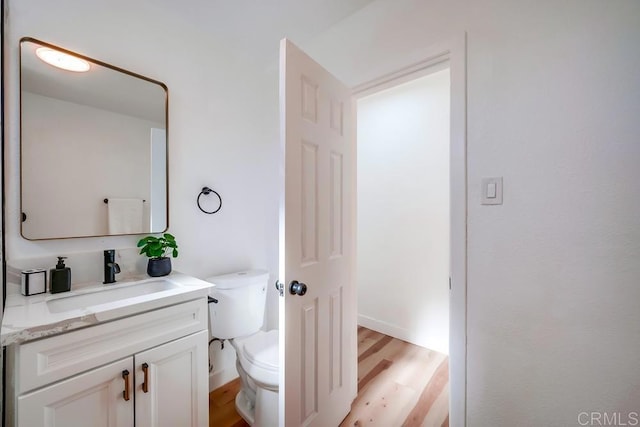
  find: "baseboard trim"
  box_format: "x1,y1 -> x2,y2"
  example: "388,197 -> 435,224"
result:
358,314 -> 413,343
209,366 -> 238,392
358,314 -> 449,355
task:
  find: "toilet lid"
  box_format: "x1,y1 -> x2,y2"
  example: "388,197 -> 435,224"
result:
205,269 -> 269,290
241,330 -> 279,372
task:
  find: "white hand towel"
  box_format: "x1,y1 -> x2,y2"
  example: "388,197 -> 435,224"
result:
108,198 -> 143,234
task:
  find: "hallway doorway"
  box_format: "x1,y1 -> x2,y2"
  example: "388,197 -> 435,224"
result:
346,35 -> 467,427
356,66 -> 451,355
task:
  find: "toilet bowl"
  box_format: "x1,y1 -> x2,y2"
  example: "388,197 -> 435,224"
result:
231,330 -> 279,426
206,270 -> 279,427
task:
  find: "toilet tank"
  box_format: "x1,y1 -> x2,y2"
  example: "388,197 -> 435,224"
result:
206,269 -> 269,339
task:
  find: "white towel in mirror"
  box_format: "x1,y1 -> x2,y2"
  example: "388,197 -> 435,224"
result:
108,198 -> 144,234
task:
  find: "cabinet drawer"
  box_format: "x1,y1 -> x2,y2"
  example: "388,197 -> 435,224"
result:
17,299 -> 207,394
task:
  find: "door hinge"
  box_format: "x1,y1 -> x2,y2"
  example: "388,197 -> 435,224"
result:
275,280 -> 284,297
449,277 -> 452,290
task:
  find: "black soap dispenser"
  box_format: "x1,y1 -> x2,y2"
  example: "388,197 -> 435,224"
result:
50,256 -> 71,294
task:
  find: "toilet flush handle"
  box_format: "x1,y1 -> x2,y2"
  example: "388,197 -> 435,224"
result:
289,280 -> 307,296
275,280 -> 284,297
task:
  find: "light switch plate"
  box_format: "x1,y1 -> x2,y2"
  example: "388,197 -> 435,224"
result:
481,177 -> 503,205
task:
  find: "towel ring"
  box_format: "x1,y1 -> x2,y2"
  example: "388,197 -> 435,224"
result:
197,187 -> 222,214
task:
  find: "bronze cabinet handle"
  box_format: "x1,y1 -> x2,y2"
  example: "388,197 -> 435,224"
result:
142,363 -> 149,393
122,370 -> 130,401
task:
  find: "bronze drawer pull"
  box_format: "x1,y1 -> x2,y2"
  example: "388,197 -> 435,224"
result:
122,370 -> 130,401
142,363 -> 149,393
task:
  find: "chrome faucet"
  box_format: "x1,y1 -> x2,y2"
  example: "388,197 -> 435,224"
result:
103,249 -> 121,284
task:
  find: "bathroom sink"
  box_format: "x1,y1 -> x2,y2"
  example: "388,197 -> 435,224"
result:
46,280 -> 180,313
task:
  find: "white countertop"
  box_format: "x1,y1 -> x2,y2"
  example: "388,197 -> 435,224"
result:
1,272 -> 212,346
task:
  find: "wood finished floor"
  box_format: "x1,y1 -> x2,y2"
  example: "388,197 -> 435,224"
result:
209,327 -> 449,427
340,326 -> 449,427
209,377 -> 249,427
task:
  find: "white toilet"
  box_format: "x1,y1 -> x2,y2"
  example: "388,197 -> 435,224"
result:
206,270 -> 279,427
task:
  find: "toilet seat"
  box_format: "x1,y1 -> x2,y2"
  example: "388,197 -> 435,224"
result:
236,330 -> 279,388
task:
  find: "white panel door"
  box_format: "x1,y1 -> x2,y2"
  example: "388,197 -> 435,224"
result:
17,357 -> 133,427
135,331 -> 208,427
279,38 -> 357,426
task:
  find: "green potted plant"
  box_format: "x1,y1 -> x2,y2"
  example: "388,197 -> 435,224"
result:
137,233 -> 178,277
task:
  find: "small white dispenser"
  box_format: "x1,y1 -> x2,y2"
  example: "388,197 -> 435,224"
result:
21,269 -> 47,296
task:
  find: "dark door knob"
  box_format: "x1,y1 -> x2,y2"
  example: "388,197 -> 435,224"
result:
289,280 -> 307,296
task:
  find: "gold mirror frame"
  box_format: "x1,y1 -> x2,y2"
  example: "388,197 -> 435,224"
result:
19,37 -> 169,240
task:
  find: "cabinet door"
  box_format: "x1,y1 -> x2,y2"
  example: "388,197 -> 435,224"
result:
135,330 -> 208,427
18,357 -> 134,427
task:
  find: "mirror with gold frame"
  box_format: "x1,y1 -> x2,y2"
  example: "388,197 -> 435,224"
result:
20,37 -> 168,240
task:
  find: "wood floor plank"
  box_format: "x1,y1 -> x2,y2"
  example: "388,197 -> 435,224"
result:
344,327 -> 449,427
210,377 -> 242,407
358,327 -> 385,357
419,379 -> 449,427
358,336 -> 382,357
209,378 -> 249,427
374,341 -> 434,396
358,326 -> 383,343
394,347 -> 446,392
340,380 -> 417,426
358,358 -> 392,391
358,338 -> 410,387
358,333 -> 393,362
401,358 -> 449,427
359,333 -> 393,362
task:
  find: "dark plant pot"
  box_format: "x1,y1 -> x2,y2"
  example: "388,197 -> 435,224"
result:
147,257 -> 171,277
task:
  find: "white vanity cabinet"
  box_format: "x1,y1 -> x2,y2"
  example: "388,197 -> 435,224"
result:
18,357 -> 135,427
5,298 -> 209,427
134,331 -> 207,427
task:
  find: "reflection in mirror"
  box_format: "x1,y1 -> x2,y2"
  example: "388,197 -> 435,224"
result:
20,38 -> 168,240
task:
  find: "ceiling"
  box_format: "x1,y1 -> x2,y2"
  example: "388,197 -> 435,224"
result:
20,1 -> 375,121
153,0 -> 375,62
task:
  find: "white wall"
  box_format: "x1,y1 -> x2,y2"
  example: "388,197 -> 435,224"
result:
305,0 -> 640,425
22,92 -> 156,238
357,70 -> 450,355
5,1 -> 640,423
4,0 -> 280,390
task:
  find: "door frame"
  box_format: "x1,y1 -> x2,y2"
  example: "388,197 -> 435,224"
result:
352,34 -> 467,426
